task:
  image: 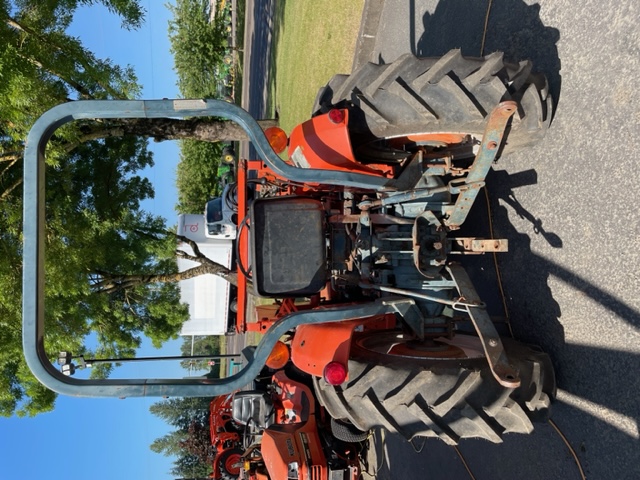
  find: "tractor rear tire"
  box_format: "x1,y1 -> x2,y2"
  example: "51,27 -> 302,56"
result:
312,50 -> 552,155
313,335 -> 555,445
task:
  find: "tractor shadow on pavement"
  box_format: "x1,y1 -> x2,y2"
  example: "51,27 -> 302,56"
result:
411,0 -> 561,113
368,1 -> 640,478
365,168 -> 640,480
485,169 -> 640,479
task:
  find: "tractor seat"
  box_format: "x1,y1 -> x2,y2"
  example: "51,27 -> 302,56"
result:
250,196 -> 327,297
231,391 -> 274,430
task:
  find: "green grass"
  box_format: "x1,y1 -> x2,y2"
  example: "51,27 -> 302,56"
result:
270,0 -> 365,134
233,0 -> 245,105
223,3 -> 364,351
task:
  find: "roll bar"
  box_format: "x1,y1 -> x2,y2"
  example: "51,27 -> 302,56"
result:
21,99 -> 396,398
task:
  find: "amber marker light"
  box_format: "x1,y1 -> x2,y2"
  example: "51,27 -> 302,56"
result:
264,126 -> 288,154
266,341 -> 291,370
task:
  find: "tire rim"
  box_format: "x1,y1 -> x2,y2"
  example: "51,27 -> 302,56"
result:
354,331 -> 486,361
355,132 -> 480,164
224,452 -> 242,475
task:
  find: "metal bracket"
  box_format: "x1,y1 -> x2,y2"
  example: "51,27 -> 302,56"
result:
448,237 -> 509,254
444,101 -> 517,229
446,264 -> 520,388
381,297 -> 425,340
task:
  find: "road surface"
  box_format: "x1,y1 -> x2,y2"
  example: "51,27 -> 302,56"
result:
238,1 -> 640,478
355,1 -> 640,479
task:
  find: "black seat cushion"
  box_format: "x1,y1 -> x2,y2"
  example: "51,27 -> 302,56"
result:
250,197 -> 327,297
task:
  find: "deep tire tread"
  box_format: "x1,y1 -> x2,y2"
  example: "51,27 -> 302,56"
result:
330,417 -> 369,443
314,49 -> 552,154
314,339 -> 555,445
413,49 -> 464,88
463,51 -> 505,87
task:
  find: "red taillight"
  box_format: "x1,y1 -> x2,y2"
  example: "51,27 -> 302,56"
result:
328,109 -> 345,124
323,361 -> 347,385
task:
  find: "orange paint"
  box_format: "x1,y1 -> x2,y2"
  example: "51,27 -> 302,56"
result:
291,314 -> 396,379
287,110 -> 394,178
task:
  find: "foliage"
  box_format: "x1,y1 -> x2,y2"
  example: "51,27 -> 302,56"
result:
150,396 -> 214,477
182,420 -> 217,465
169,0 -> 243,217
11,0 -> 145,30
0,3 -> 141,139
44,135 -> 189,355
0,0 -> 195,417
179,335 -> 221,374
168,0 -> 228,99
148,335 -> 224,476
172,453 -> 213,478
151,428 -> 190,458
175,140 -> 221,214
150,396 -> 211,427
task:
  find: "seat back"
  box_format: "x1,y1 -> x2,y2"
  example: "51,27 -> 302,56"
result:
231,391 -> 274,430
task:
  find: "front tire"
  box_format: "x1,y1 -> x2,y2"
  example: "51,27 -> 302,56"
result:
217,448 -> 243,480
330,417 -> 369,443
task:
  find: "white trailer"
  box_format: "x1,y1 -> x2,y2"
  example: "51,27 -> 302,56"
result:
177,214 -> 235,336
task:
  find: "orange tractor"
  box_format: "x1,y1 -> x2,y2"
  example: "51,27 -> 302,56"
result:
209,394 -> 244,480
23,52 -> 556,478
208,346 -> 368,480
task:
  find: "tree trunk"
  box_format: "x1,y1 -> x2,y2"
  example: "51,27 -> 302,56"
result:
92,233 -> 250,294
81,117 -> 280,143
93,263 -> 240,294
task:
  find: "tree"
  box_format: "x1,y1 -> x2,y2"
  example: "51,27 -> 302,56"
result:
150,397 -> 211,427
151,428 -> 190,458
167,0 -> 228,99
1,0 -> 267,417
182,420 -> 216,465
90,230 -> 240,292
0,0 -> 192,417
179,335 -> 221,374
176,140 -> 222,214
166,0 -> 279,216
171,453 -> 213,479
0,3 -> 141,200
2,133 -> 192,416
150,396 -> 214,477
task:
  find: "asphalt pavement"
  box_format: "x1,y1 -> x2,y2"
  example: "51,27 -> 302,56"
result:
239,0 -> 640,478
355,1 -> 640,479
239,0 -> 276,161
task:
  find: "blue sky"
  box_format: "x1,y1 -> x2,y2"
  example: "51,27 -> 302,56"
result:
2,3 -> 192,479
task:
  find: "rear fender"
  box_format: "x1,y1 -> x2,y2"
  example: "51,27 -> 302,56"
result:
272,370 -> 316,421
291,314 -> 395,380
287,110 -> 394,177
